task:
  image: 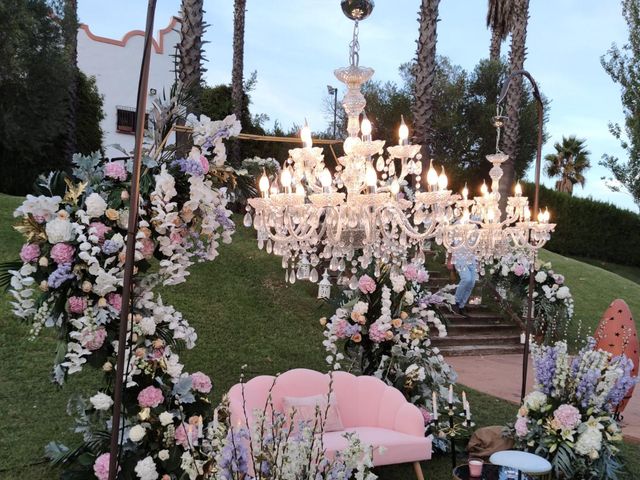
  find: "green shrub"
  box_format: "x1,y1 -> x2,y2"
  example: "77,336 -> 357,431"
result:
526,183 -> 640,266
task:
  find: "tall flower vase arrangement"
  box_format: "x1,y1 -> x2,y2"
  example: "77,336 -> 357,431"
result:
511,338 -> 637,480
5,86 -> 243,479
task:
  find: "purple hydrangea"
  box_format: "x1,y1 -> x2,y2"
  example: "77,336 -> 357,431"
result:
102,239 -> 121,255
47,263 -> 75,288
172,157 -> 205,177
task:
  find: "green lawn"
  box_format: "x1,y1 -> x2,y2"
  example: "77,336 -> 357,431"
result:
0,193 -> 638,479
569,255 -> 640,286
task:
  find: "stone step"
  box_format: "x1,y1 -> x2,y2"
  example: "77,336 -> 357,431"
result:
442,323 -> 521,336
437,344 -> 525,357
443,312 -> 506,321
431,334 -> 521,347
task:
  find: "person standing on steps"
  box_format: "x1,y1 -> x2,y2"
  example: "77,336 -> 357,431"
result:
446,244 -> 477,316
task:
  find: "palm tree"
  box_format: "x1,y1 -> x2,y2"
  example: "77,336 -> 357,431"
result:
498,0 -> 529,211
179,0 -> 204,93
486,0 -> 513,61
412,0 -> 441,158
230,0 -> 246,165
544,136 -> 591,195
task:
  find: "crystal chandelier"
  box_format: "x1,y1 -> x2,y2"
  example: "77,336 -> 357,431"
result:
245,0 -> 554,291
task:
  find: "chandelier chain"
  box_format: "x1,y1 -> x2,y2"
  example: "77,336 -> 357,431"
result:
349,20 -> 360,67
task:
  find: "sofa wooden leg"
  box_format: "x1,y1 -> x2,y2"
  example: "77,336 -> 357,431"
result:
413,461 -> 425,480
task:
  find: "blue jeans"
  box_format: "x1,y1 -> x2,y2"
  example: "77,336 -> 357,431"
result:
454,262 -> 477,308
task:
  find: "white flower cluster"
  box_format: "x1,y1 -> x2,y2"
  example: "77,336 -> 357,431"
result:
13,194 -> 61,221
575,423 -> 603,459
186,113 -> 241,166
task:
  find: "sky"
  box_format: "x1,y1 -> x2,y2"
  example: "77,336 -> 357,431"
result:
77,0 -> 637,212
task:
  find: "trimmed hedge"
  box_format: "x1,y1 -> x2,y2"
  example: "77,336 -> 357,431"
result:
523,183 -> 640,266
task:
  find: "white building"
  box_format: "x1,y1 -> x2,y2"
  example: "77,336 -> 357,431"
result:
77,17 -> 180,156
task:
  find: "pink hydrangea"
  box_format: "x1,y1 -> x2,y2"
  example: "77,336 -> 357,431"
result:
68,296 -> 88,314
553,404 -> 581,430
368,322 -> 387,343
175,422 -> 199,448
514,416 -> 529,437
332,318 -> 350,338
513,264 -> 526,276
50,242 -> 75,264
419,407 -> 432,425
19,243 -> 40,263
190,372 -> 212,394
553,274 -> 565,285
93,452 -> 113,480
89,222 -> 111,243
104,160 -> 127,181
403,264 -> 429,283
107,293 -> 122,311
79,327 -> 107,350
358,274 -> 377,294
137,386 -> 164,408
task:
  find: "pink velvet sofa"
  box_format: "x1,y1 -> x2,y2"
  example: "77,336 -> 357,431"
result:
228,368 -> 432,479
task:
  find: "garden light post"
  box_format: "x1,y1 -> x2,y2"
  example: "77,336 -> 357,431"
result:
108,0 -> 157,478
327,84 -> 338,138
496,70 -> 544,405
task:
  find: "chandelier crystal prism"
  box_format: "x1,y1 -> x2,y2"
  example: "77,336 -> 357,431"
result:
245,5 -> 554,288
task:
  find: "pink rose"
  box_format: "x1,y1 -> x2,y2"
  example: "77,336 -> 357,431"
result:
515,416 -> 529,437
199,155 -> 210,174
104,160 -> 127,181
190,372 -> 212,394
68,296 -> 87,314
89,222 -> 111,243
107,293 -> 122,311
358,275 -> 376,294
419,407 -> 432,425
175,422 -> 199,448
50,243 -> 75,264
79,327 -> 107,350
513,264 -> 526,276
137,385 -> 164,408
93,452 -> 114,480
139,237 -> 155,259
20,243 -> 40,263
553,404 -> 581,430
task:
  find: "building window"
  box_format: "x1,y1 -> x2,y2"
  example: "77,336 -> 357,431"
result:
116,106 -> 148,134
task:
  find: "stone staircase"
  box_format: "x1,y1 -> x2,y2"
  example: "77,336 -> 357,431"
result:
426,270 -> 524,357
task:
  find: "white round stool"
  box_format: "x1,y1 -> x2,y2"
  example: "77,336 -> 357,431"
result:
489,450 -> 552,479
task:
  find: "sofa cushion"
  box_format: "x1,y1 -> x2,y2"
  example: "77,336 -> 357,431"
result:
323,427 -> 432,466
283,393 -> 344,432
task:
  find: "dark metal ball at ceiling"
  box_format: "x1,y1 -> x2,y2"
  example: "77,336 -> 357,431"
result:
340,0 -> 375,21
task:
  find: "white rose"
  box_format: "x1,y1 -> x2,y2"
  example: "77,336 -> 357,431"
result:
524,391 -> 547,411
139,317 -> 156,335
158,449 -> 170,461
134,456 -> 158,480
556,286 -> 570,300
45,218 -> 74,244
535,271 -> 547,283
90,392 -> 113,411
159,411 -> 174,426
85,193 -> 107,218
129,424 -> 146,442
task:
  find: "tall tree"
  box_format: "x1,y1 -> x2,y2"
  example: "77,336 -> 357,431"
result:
601,0 -> 640,212
486,0 -> 513,61
230,0 -> 247,166
179,0 -> 205,95
499,0 -> 530,210
62,0 -> 79,162
544,136 -> 591,195
411,0 -> 440,158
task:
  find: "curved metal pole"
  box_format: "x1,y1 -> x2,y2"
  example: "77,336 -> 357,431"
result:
497,69 -> 544,404
108,1 -> 157,478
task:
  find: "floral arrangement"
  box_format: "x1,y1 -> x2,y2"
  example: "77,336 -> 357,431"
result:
321,264 -> 458,445
511,338 -> 637,479
212,376 -> 377,480
240,156 -> 281,179
6,87 -> 243,479
485,254 -> 574,341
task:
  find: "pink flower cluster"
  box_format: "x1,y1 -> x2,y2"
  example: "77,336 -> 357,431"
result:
515,416 -> 529,437
79,327 -> 107,350
403,264 -> 429,283
93,452 -> 113,480
107,293 -> 122,311
68,296 -> 87,314
553,404 -> 581,430
50,242 -> 75,264
139,237 -> 155,259
175,421 -> 199,448
368,322 -> 387,343
358,275 -> 377,294
332,318 -> 350,338
19,243 -> 40,263
513,264 -> 526,276
90,222 -> 111,243
137,385 -> 165,408
104,160 -> 127,181
419,407 -> 432,425
190,372 -> 212,393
